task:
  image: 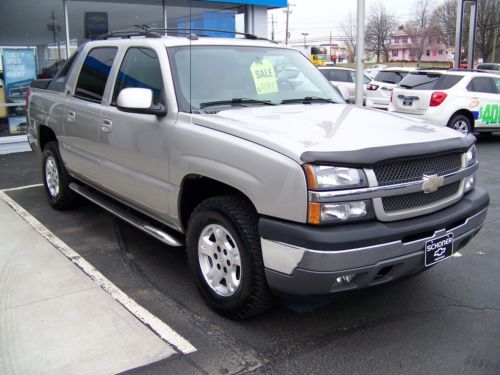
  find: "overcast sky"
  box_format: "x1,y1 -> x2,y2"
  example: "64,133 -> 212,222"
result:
266,0 -> 442,45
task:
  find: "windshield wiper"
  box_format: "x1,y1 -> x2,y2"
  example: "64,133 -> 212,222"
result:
281,96 -> 336,104
199,98 -> 275,109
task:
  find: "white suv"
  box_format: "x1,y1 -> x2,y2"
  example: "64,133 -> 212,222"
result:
365,67 -> 415,110
389,70 -> 500,134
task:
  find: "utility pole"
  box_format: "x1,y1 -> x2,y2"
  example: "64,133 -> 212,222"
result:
302,32 -> 309,48
283,4 -> 295,45
47,11 -> 62,61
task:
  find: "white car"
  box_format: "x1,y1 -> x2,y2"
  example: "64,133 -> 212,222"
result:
318,67 -> 371,103
364,64 -> 387,79
389,70 -> 500,134
365,67 -> 416,109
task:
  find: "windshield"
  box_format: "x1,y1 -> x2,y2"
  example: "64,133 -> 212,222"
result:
168,45 -> 343,112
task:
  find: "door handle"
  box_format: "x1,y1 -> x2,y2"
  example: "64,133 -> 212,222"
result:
67,111 -> 76,122
101,119 -> 112,133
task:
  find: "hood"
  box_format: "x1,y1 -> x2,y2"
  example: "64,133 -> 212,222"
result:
191,104 -> 471,165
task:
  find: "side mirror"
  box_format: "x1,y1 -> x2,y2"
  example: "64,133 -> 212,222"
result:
117,87 -> 166,116
335,84 -> 350,102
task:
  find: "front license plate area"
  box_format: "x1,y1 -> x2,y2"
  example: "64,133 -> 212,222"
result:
425,233 -> 454,266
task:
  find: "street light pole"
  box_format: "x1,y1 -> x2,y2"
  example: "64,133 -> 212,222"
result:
355,0 -> 365,106
302,32 -> 308,48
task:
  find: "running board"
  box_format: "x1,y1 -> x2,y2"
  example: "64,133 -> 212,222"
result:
69,183 -> 184,247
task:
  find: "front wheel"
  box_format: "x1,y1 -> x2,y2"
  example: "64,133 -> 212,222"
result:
186,195 -> 273,319
447,114 -> 472,134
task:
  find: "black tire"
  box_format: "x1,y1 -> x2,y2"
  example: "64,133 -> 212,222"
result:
41,141 -> 77,210
186,195 -> 273,319
447,114 -> 472,134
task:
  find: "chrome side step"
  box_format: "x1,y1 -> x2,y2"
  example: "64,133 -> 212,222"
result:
69,183 -> 184,247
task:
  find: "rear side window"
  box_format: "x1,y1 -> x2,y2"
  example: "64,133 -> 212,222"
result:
398,73 -> 463,90
467,77 -> 495,94
374,71 -> 409,84
329,69 -> 352,83
74,47 -> 117,103
46,51 -> 80,92
493,78 -> 500,94
112,47 -> 164,105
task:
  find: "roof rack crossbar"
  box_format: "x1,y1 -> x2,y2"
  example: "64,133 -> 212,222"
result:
95,26 -> 277,43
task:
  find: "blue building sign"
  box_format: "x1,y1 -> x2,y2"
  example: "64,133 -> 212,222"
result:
200,0 -> 287,7
1,49 -> 37,99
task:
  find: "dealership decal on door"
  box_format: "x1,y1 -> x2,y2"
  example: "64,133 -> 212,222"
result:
476,104 -> 499,124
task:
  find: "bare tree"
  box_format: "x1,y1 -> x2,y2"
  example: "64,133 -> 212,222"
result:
365,2 -> 397,62
341,13 -> 357,63
434,0 -> 457,49
405,0 -> 435,65
475,0 -> 500,62
434,0 -> 499,62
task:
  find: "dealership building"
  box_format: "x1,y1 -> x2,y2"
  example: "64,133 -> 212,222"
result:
0,0 -> 286,151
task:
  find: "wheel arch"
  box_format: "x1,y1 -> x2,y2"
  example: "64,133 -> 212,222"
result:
448,109 -> 475,130
38,125 -> 58,151
178,174 -> 257,232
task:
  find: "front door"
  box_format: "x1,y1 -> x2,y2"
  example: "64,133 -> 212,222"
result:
98,46 -> 174,221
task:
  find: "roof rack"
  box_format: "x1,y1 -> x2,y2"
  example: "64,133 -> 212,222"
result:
95,26 -> 277,44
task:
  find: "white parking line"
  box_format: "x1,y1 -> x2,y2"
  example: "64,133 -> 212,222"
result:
0,187 -> 196,355
1,183 -> 43,192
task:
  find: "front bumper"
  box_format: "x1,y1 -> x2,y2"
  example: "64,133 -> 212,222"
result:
259,188 -> 489,296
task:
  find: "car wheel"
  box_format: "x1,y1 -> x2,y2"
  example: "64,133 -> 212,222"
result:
447,114 -> 472,134
42,141 -> 77,210
186,195 -> 273,319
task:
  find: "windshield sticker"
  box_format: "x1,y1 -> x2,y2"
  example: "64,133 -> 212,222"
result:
250,59 -> 278,95
478,104 -> 499,125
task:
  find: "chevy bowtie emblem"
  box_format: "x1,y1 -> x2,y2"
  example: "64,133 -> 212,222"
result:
422,174 -> 444,193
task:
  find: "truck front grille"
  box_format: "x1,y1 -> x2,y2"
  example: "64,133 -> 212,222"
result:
374,153 -> 462,186
382,181 -> 461,213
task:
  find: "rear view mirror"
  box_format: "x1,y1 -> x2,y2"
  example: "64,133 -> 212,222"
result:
117,87 -> 166,116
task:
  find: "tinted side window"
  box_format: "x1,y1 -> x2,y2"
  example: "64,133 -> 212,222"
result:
112,48 -> 163,105
330,70 -> 351,82
348,71 -> 371,84
46,51 -> 79,92
493,78 -> 500,94
467,77 -> 495,94
74,47 -> 117,103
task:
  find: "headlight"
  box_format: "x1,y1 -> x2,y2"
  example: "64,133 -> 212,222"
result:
304,164 -> 368,190
464,145 -> 477,167
308,200 -> 374,224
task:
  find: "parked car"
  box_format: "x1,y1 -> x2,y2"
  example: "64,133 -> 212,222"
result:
318,66 -> 371,103
365,67 -> 416,109
364,64 -> 387,79
475,62 -> 500,73
389,70 -> 500,134
28,33 -> 489,318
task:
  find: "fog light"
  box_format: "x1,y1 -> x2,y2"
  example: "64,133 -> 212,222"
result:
464,175 -> 476,193
336,274 -> 356,284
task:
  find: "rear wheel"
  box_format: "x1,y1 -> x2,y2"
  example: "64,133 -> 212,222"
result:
447,114 -> 472,134
186,195 -> 273,319
42,141 -> 77,210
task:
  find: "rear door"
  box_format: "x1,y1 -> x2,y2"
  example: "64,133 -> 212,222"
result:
62,47 -> 117,180
466,76 -> 500,130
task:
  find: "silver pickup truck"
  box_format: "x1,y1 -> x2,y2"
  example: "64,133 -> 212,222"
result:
27,33 -> 489,319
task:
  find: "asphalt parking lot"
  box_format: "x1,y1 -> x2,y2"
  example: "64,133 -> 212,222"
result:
1,136 -> 500,374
